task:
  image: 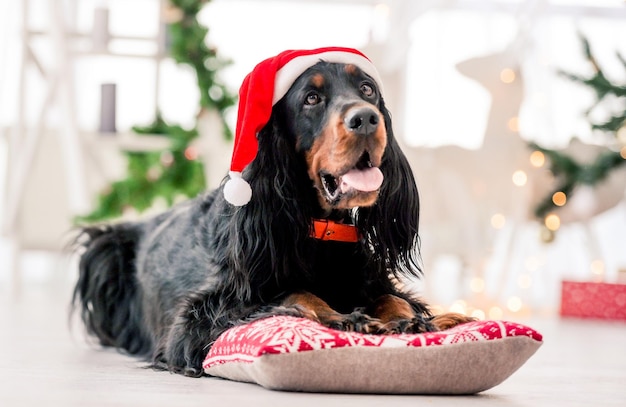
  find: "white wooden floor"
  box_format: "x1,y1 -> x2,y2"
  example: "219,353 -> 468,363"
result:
1,277 -> 626,407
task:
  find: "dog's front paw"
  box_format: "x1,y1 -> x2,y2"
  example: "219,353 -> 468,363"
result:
163,344 -> 205,378
324,310 -> 384,334
157,297 -> 217,377
159,332 -> 206,378
380,315 -> 435,334
431,312 -> 476,331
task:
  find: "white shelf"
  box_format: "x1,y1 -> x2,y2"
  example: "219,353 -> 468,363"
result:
27,29 -> 160,43
83,131 -> 172,152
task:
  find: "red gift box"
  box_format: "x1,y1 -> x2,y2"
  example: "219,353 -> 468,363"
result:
560,280 -> 626,321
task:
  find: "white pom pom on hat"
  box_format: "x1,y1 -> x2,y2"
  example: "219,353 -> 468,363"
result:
223,171 -> 252,206
224,46 -> 384,206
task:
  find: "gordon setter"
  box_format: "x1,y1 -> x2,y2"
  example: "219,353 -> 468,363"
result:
72,47 -> 473,378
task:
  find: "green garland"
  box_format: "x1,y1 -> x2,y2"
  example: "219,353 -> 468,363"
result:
532,35 -> 626,221
79,115 -> 205,222
167,0 -> 236,135
79,0 -> 235,223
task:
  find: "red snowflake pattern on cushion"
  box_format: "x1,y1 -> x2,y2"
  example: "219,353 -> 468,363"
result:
203,316 -> 542,369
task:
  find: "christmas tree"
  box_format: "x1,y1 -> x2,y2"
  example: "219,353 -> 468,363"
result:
79,0 -> 235,223
531,35 -> 626,225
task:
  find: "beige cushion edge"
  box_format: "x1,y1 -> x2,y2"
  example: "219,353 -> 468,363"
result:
205,336 -> 542,394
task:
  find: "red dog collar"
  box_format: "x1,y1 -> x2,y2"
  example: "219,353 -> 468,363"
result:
310,219 -> 360,243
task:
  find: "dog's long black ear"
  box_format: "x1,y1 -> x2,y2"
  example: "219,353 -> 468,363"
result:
226,107 -> 314,301
356,99 -> 422,278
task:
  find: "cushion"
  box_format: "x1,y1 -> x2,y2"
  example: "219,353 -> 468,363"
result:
203,316 -> 542,394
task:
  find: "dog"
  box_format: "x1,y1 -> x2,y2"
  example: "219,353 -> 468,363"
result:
72,48 -> 473,378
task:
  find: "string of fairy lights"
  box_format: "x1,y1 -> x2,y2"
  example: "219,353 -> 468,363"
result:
488,35 -> 626,243
434,35 -> 625,319
531,35 -> 626,240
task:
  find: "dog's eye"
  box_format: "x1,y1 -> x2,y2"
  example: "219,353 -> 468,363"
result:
305,92 -> 321,105
360,83 -> 375,98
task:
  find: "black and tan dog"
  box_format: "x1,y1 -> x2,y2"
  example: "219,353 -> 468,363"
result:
72,47 -> 472,377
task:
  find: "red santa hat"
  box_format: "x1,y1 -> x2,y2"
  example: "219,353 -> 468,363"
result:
223,46 -> 384,206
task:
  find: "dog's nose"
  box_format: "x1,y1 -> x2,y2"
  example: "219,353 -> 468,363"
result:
344,107 -> 379,136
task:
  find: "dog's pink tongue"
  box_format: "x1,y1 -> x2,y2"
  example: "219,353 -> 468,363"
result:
340,167 -> 384,193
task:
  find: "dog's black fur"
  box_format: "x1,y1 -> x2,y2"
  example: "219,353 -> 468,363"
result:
73,61 -> 469,377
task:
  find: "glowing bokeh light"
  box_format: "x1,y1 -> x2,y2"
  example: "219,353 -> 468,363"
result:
512,170 -> 527,186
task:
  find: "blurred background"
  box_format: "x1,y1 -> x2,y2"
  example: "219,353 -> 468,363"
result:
1,0 -> 625,321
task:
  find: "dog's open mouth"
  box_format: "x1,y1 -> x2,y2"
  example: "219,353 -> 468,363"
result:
320,152 -> 384,202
